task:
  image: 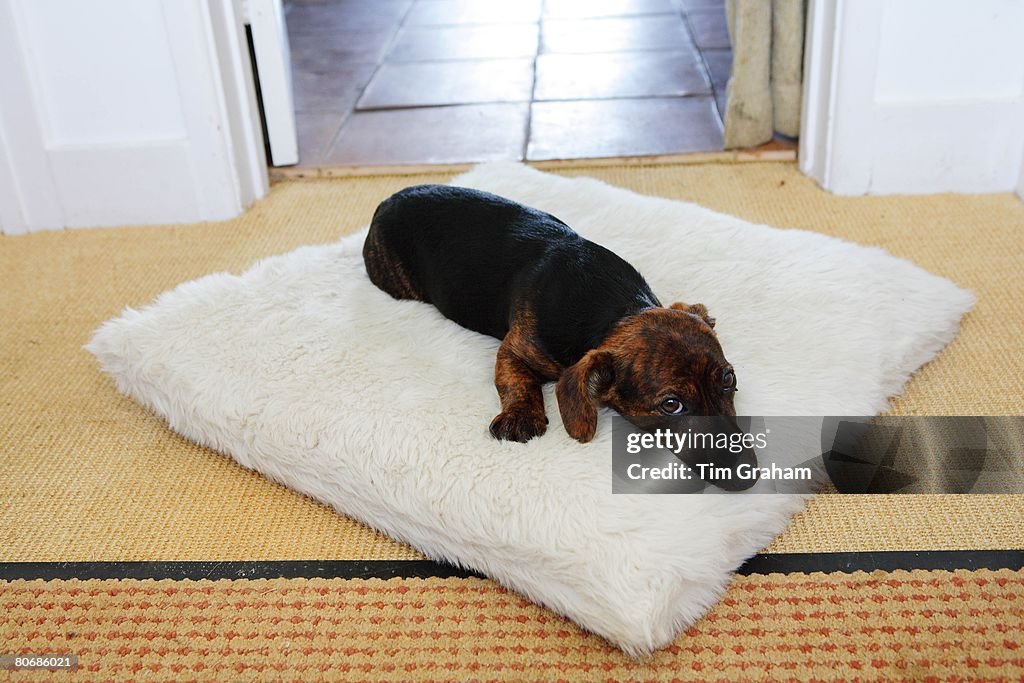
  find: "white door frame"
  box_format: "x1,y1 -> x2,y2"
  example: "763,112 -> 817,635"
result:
1018,151 -> 1024,201
796,0 -> 840,196
209,0 -> 272,205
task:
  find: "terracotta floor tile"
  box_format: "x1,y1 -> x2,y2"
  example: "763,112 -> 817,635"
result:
542,0 -> 677,19
325,104 -> 528,165
406,0 -> 542,26
289,30 -> 397,70
292,64 -> 376,113
686,7 -> 731,49
541,16 -> 694,54
702,47 -> 732,92
534,51 -> 710,100
286,0 -> 411,34
283,1 -> 729,166
294,112 -> 346,166
527,97 -> 723,160
357,59 -> 534,109
387,23 -> 539,62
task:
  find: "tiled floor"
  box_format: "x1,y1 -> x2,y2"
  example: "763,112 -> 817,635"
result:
286,0 -> 732,167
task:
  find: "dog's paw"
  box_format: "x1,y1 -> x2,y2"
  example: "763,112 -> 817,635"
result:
489,408 -> 548,443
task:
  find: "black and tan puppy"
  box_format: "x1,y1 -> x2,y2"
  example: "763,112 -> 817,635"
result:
363,185 -> 738,444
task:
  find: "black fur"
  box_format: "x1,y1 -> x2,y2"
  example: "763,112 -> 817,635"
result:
364,184 -> 660,367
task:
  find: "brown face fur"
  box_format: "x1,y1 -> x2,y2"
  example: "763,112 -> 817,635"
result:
555,303 -> 736,443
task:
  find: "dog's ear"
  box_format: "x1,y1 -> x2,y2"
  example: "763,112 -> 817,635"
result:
556,350 -> 614,443
670,301 -> 716,329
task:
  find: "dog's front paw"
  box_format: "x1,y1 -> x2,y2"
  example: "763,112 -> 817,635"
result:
489,408 -> 548,443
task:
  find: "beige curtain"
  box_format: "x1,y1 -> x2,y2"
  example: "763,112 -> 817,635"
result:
722,0 -> 806,148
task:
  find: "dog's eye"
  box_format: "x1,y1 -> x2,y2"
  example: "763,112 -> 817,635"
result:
659,398 -> 687,416
722,369 -> 737,393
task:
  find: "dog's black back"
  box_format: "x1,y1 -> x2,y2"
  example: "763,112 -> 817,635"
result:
364,184 -> 659,367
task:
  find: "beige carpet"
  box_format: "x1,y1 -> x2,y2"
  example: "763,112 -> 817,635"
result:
2,160 -> 1023,561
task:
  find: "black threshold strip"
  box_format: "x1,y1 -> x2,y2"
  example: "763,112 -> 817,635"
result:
2,551 -> 1022,582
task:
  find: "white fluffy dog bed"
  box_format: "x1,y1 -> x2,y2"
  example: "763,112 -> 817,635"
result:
87,163 -> 973,654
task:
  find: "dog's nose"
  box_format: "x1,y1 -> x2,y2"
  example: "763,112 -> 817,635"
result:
663,414 -> 760,491
705,414 -> 758,491
707,445 -> 759,491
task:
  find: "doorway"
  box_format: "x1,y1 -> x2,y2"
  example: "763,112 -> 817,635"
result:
283,0 -> 735,168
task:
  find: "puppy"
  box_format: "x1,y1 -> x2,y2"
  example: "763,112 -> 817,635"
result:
363,185 -> 738,444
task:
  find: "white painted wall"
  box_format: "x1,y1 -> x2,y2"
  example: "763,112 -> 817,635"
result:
801,0 -> 1024,195
0,0 -> 267,233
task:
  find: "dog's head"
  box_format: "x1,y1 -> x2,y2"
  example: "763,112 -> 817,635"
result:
555,303 -> 737,443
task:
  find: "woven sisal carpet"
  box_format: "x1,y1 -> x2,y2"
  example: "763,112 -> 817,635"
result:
4,569 -> 1022,680
2,160 -> 1023,679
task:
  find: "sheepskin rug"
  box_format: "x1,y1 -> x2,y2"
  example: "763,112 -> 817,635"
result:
87,163 -> 974,654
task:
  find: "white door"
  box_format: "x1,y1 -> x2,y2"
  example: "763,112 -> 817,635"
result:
800,0 -> 1024,195
247,0 -> 299,166
0,0 -> 268,233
